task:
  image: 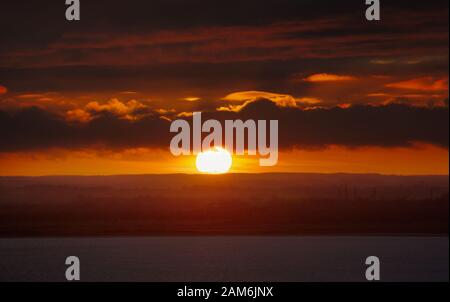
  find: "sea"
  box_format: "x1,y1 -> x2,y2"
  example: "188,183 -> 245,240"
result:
0,236 -> 448,282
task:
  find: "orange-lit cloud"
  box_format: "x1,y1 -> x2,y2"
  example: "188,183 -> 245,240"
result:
386,77 -> 449,91
66,98 -> 150,122
17,94 -> 48,99
66,108 -> 92,123
221,91 -> 320,109
217,100 -> 252,112
221,91 -> 298,110
296,97 -> 322,105
366,92 -> 448,107
0,85 -> 7,94
182,97 -> 201,102
370,59 -> 396,65
370,56 -> 445,65
119,91 -> 139,95
337,103 -> 352,109
0,91 -> 77,112
302,73 -> 356,82
86,99 -> 147,116
223,91 -> 294,103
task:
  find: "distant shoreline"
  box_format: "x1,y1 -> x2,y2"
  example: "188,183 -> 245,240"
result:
1,172 -> 449,178
1,173 -> 448,238
1,233 -> 449,239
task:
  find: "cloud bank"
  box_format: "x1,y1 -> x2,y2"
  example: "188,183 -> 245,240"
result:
0,99 -> 447,152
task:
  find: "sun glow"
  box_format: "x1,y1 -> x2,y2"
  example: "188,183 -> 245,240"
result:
196,147 -> 232,174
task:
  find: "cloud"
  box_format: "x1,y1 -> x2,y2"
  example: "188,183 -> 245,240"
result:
1,2 -> 447,107
182,97 -> 201,102
0,99 -> 447,153
119,91 -> 139,95
0,85 -> 7,94
2,3 -> 448,69
302,73 -> 356,82
155,108 -> 176,115
370,59 -> 396,65
212,99 -> 449,149
222,91 -> 300,107
66,99 -> 151,122
386,77 -> 449,91
0,106 -> 170,152
17,94 -> 47,99
366,92 -> 448,107
219,91 -> 322,111
65,109 -> 92,123
370,56 -> 446,66
296,97 -> 322,105
217,100 -> 254,113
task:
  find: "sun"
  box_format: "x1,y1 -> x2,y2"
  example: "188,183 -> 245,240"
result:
196,147 -> 232,174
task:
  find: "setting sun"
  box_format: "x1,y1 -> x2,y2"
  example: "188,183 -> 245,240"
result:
196,147 -> 232,174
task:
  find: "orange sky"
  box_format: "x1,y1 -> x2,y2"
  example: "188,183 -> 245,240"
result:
0,1 -> 448,176
0,144 -> 447,176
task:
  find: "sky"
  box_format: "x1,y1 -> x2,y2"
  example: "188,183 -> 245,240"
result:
0,0 -> 448,175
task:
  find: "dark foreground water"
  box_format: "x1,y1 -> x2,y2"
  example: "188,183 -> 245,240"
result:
0,236 -> 448,282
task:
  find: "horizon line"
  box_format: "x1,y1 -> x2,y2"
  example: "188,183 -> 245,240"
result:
1,172 -> 449,178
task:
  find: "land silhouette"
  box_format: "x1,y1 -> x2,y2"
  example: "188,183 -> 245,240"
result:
0,173 -> 448,237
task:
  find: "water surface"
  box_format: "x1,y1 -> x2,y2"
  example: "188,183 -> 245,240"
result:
0,236 -> 448,282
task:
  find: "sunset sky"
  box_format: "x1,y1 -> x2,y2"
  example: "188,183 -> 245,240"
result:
0,0 -> 448,175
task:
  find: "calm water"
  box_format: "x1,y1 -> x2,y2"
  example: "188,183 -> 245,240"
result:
0,236 -> 448,282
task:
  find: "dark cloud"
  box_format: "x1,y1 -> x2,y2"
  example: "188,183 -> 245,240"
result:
0,0 -> 448,140
0,107 -> 171,152
2,9 -> 447,69
1,0 -> 447,102
227,99 -> 450,149
0,100 -> 448,152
